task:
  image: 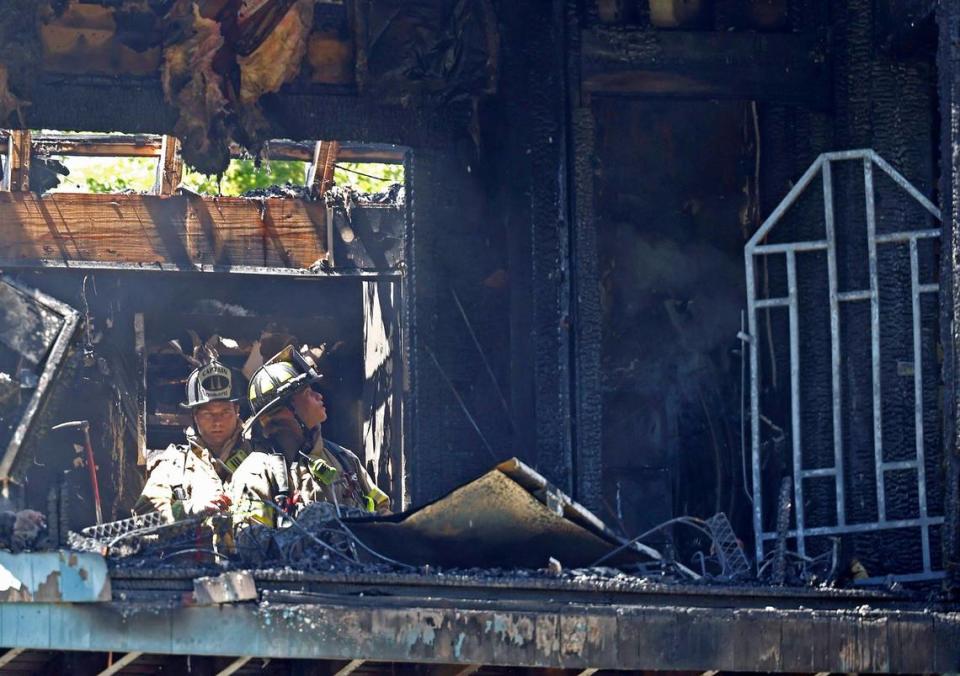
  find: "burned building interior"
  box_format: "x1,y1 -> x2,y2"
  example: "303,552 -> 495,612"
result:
2,0 -> 960,673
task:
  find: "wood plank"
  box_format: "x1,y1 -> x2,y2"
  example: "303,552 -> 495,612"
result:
135,313 -> 147,466
0,648 -> 25,668
309,140 -> 340,197
0,192 -> 328,270
5,130 -> 30,192
216,656 -> 252,676
96,651 -> 143,676
154,136 -> 183,195
331,660 -> 365,676
20,134 -> 163,158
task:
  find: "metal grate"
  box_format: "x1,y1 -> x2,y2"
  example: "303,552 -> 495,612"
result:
705,513 -> 752,579
80,510 -> 169,541
745,149 -> 943,582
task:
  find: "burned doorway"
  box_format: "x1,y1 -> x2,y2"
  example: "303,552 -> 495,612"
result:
590,98 -> 756,549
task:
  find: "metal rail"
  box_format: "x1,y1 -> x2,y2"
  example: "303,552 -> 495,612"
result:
745,149 -> 943,581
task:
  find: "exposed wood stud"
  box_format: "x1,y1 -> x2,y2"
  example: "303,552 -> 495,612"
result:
96,652 -> 143,676
0,648 -> 25,668
5,130 -> 31,191
309,140 -> 341,197
332,659 -> 365,675
216,655 -> 252,676
577,669 -> 600,676
154,135 -> 183,195
134,313 -> 147,465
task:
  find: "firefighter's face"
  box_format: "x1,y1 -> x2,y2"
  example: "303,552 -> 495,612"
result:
194,401 -> 239,449
259,388 -> 327,448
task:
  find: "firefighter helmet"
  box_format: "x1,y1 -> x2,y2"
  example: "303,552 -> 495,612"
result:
181,360 -> 238,409
245,346 -> 322,428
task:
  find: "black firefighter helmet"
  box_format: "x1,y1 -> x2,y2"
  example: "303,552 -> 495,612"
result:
242,346 -> 323,435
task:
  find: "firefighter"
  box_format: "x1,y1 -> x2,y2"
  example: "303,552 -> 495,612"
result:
229,346 -> 390,526
134,359 -> 254,522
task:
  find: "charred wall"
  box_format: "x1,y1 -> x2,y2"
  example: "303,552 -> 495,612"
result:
1,1 -> 950,579
576,0 -> 942,575
940,0 -> 960,589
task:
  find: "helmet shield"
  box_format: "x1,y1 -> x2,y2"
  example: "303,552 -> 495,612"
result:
182,360 -> 239,409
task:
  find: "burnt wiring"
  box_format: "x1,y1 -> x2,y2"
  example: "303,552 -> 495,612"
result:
756,546 -> 836,583
333,163 -> 395,183
450,286 -> 514,432
240,494 -> 418,572
159,547 -> 229,563
591,513 -> 754,582
70,497 -> 417,573
590,516 -> 714,568
424,344 -> 498,461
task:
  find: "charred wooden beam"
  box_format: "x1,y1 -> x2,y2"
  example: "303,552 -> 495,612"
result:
0,135 -> 404,164
0,599 -> 956,672
4,130 -> 31,192
0,193 -> 327,271
17,133 -> 163,158
309,140 -> 340,197
580,28 -> 830,108
26,76 -> 451,153
265,140 -> 403,164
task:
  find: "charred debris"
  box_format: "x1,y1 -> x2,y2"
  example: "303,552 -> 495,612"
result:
0,0 -> 957,672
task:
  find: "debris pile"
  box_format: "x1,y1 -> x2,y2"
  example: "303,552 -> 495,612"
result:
325,182 -> 405,208
0,509 -> 48,553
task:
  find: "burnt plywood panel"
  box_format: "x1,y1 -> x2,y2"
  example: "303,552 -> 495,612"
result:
0,193 -> 328,271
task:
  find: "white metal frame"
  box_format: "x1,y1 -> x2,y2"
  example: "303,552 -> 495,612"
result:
745,149 -> 943,582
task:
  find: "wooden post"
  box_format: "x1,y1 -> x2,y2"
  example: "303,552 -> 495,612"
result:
308,140 -> 340,197
4,130 -> 30,191
134,313 -> 147,465
154,135 -> 183,195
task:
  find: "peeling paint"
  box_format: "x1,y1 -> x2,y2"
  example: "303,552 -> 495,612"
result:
490,613 -> 534,647
0,550 -> 109,602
